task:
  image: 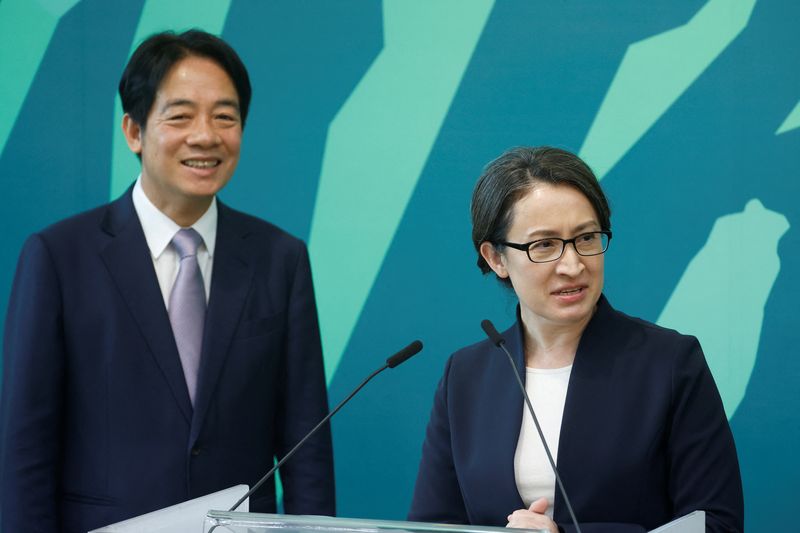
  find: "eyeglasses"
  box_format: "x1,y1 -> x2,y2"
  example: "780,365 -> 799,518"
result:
498,231 -> 612,263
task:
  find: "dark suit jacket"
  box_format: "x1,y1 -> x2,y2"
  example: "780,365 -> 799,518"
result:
1,189 -> 335,532
408,295 -> 743,533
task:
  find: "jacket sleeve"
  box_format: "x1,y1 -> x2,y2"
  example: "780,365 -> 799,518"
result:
274,243 -> 336,515
667,337 -> 744,532
1,234 -> 66,532
408,356 -> 470,524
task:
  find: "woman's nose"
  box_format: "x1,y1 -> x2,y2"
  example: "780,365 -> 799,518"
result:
555,243 -> 585,276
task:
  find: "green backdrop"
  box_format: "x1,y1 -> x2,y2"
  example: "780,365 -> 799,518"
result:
1,1 -> 798,530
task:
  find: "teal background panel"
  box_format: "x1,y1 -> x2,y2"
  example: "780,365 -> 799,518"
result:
221,0 -> 383,242
0,0 -> 143,335
1,1 -> 798,531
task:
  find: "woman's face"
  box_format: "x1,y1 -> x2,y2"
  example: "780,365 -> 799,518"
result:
481,183 -> 604,333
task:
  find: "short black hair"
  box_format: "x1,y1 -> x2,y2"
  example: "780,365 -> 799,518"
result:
471,146 -> 612,287
119,29 -> 251,130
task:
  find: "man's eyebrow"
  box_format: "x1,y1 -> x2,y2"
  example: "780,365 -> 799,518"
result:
158,98 -> 240,113
215,99 -> 240,111
159,99 -> 195,113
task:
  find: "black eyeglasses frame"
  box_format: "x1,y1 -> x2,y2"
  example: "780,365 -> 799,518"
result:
498,230 -> 612,264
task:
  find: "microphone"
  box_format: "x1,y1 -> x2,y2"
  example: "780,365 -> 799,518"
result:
226,340 -> 424,513
480,320 -> 582,533
387,340 -> 423,368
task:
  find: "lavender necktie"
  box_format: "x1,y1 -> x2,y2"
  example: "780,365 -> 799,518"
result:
168,228 -> 206,406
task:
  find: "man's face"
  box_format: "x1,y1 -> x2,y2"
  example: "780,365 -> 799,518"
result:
123,55 -> 242,223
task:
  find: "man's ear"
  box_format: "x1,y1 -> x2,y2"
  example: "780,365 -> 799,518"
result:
121,114 -> 143,154
479,241 -> 509,278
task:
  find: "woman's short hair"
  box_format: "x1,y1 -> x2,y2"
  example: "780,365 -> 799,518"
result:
470,146 -> 611,286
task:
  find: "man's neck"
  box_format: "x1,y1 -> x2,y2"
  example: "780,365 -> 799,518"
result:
140,182 -> 213,227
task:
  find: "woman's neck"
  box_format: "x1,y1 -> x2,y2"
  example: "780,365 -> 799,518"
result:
521,310 -> 593,369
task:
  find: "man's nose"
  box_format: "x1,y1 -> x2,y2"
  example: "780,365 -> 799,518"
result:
187,117 -> 221,146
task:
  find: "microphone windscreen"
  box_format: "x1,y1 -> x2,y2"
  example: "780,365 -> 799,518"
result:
386,340 -> 423,368
480,319 -> 505,347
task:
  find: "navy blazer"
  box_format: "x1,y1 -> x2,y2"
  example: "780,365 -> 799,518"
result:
1,190 -> 335,532
408,296 -> 743,533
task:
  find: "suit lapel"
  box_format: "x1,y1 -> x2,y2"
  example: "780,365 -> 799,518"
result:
492,320 -> 528,512
99,190 -> 193,424
190,203 -> 254,446
552,294 -> 616,522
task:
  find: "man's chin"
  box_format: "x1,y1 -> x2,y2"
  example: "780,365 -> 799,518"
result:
180,177 -> 231,198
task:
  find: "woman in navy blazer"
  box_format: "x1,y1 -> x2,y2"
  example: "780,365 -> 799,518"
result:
408,147 -> 743,532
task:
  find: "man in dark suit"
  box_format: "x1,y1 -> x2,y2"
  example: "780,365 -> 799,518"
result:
0,30 -> 335,532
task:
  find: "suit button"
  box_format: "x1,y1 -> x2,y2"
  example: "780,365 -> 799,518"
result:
191,446 -> 202,456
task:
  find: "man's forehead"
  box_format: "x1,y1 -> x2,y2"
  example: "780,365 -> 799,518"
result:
159,55 -> 236,89
153,57 -> 239,104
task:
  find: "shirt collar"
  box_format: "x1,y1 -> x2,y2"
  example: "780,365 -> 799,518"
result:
132,176 -> 217,259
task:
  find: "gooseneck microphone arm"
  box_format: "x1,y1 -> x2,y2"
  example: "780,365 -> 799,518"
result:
226,340 -> 424,514
480,320 -> 582,533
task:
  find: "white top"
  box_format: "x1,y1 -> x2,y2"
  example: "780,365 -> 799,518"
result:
513,364 -> 572,518
131,177 -> 217,306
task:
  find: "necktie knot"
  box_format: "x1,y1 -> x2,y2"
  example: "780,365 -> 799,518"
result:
172,228 -> 203,259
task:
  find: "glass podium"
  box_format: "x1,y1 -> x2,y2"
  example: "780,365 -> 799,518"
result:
203,511 -> 549,533
90,484 -> 703,532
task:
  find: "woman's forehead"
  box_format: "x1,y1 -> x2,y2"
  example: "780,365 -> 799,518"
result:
507,184 -> 599,237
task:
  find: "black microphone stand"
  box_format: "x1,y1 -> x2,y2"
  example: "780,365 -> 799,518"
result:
481,320 -> 582,533
226,340 -> 423,513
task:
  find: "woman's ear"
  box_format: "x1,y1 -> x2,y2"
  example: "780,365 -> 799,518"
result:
479,241 -> 509,278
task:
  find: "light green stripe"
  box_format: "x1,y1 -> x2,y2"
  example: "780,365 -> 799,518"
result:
0,0 -> 80,159
109,0 -> 232,200
776,99 -> 800,135
308,0 -> 494,383
657,199 -> 789,419
35,0 -> 81,16
579,0 -> 756,180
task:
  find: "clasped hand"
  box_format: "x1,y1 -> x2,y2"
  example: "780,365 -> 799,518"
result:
506,497 -> 558,533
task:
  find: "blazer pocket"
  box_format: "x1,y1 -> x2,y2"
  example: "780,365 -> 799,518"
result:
234,312 -> 286,340
62,491 -> 118,506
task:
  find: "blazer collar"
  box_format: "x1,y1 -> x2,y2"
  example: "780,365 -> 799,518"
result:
552,294 -> 619,522
99,191 -> 260,439
189,200 -> 255,447
99,187 -> 194,424
502,313 -> 527,377
486,317 -> 528,514
499,295 -> 618,519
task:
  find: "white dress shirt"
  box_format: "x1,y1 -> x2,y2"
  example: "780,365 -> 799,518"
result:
131,177 -> 217,307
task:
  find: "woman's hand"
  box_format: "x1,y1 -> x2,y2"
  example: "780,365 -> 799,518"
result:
506,498 -> 558,533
